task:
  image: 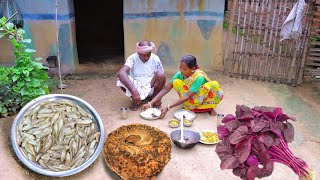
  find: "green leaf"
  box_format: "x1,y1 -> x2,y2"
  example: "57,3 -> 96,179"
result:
1,107 -> 7,114
28,79 -> 41,87
17,80 -> 25,88
13,85 -> 21,93
35,57 -> 43,61
6,23 -> 14,30
23,39 -> 31,43
12,75 -> 19,82
20,86 -> 31,96
0,33 -> 4,39
22,69 -> 30,76
0,16 -> 7,23
25,49 -> 36,53
34,88 -> 46,95
17,29 -> 25,35
24,77 -> 31,81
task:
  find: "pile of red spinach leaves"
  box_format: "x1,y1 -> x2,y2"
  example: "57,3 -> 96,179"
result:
215,105 -> 314,180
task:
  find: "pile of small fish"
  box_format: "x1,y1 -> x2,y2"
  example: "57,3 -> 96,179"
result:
16,99 -> 100,171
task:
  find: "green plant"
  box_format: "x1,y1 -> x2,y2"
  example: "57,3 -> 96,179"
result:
0,16 -> 49,117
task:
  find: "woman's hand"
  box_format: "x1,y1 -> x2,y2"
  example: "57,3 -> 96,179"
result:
141,103 -> 150,111
159,107 -> 169,118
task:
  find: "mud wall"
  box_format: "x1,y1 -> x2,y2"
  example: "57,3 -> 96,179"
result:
0,0 -> 78,69
123,0 -> 225,71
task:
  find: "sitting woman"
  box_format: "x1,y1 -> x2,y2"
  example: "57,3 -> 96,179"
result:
141,55 -> 223,118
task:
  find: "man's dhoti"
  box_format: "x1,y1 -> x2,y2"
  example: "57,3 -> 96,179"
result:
116,76 -> 154,100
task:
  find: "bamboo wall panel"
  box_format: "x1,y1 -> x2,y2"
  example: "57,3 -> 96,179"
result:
224,0 -> 312,85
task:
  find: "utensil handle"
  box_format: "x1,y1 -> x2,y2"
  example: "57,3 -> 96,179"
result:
180,116 -> 184,140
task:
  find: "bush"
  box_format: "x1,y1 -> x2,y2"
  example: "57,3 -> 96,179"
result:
0,16 -> 50,117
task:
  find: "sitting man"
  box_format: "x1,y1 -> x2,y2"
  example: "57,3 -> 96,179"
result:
117,40 -> 166,111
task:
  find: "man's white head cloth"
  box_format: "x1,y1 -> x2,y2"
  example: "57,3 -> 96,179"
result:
136,41 -> 156,54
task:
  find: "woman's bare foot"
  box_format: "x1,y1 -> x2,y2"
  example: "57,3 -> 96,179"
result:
210,109 -> 217,116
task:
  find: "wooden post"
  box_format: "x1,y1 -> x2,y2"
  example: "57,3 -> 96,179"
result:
230,0 -> 242,77
274,0 -> 285,83
298,1 -> 315,84
223,0 -> 238,74
265,0 -> 278,82
237,0 -> 249,78
253,0 -> 266,79
242,0 -> 255,78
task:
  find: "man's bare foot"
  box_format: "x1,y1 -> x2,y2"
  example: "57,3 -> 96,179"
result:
210,109 -> 217,116
129,103 -> 139,111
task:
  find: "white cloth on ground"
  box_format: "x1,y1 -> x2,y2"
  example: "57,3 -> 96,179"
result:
116,53 -> 164,100
280,0 -> 306,41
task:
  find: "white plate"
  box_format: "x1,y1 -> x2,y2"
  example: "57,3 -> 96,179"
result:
140,108 -> 161,120
199,129 -> 220,145
173,109 -> 196,121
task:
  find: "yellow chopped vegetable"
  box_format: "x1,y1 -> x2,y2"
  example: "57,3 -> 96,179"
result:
183,120 -> 192,125
201,131 -> 219,143
169,120 -> 179,125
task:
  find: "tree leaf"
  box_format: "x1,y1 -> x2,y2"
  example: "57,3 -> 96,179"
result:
1,107 -> 7,114
34,88 -> 45,95
22,69 -> 30,76
20,86 -> 31,96
12,74 -> 19,82
23,39 -> 31,43
17,29 -> 25,35
25,49 -> 36,53
0,16 -> 7,23
17,80 -> 25,89
28,79 -> 40,87
6,23 -> 14,30
0,33 -> 4,39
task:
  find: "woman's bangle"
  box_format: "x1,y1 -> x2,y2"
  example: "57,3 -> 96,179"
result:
167,104 -> 170,110
148,102 -> 152,108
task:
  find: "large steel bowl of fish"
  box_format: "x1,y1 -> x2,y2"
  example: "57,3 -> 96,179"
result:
10,94 -> 105,177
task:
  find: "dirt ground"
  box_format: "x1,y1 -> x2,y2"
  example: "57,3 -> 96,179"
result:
1,59 -> 320,180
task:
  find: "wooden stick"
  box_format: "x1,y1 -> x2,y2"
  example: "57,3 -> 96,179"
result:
253,0 -> 266,79
237,0 -> 249,78
55,0 -> 63,93
258,0 -> 272,81
5,11 -> 18,24
288,40 -> 299,84
242,0 -> 255,78
284,41 -> 294,84
268,0 -> 282,82
264,0 -> 278,81
274,0 -> 286,83
279,0 -> 289,83
223,0 -> 238,74
298,1 -> 314,84
230,0 -> 242,77
247,0 -> 260,79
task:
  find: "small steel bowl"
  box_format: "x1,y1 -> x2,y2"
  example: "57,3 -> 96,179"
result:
183,119 -> 193,127
168,119 -> 180,128
10,94 -> 105,177
170,129 -> 200,149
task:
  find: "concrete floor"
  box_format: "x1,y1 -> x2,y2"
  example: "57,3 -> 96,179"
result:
1,66 -> 319,180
